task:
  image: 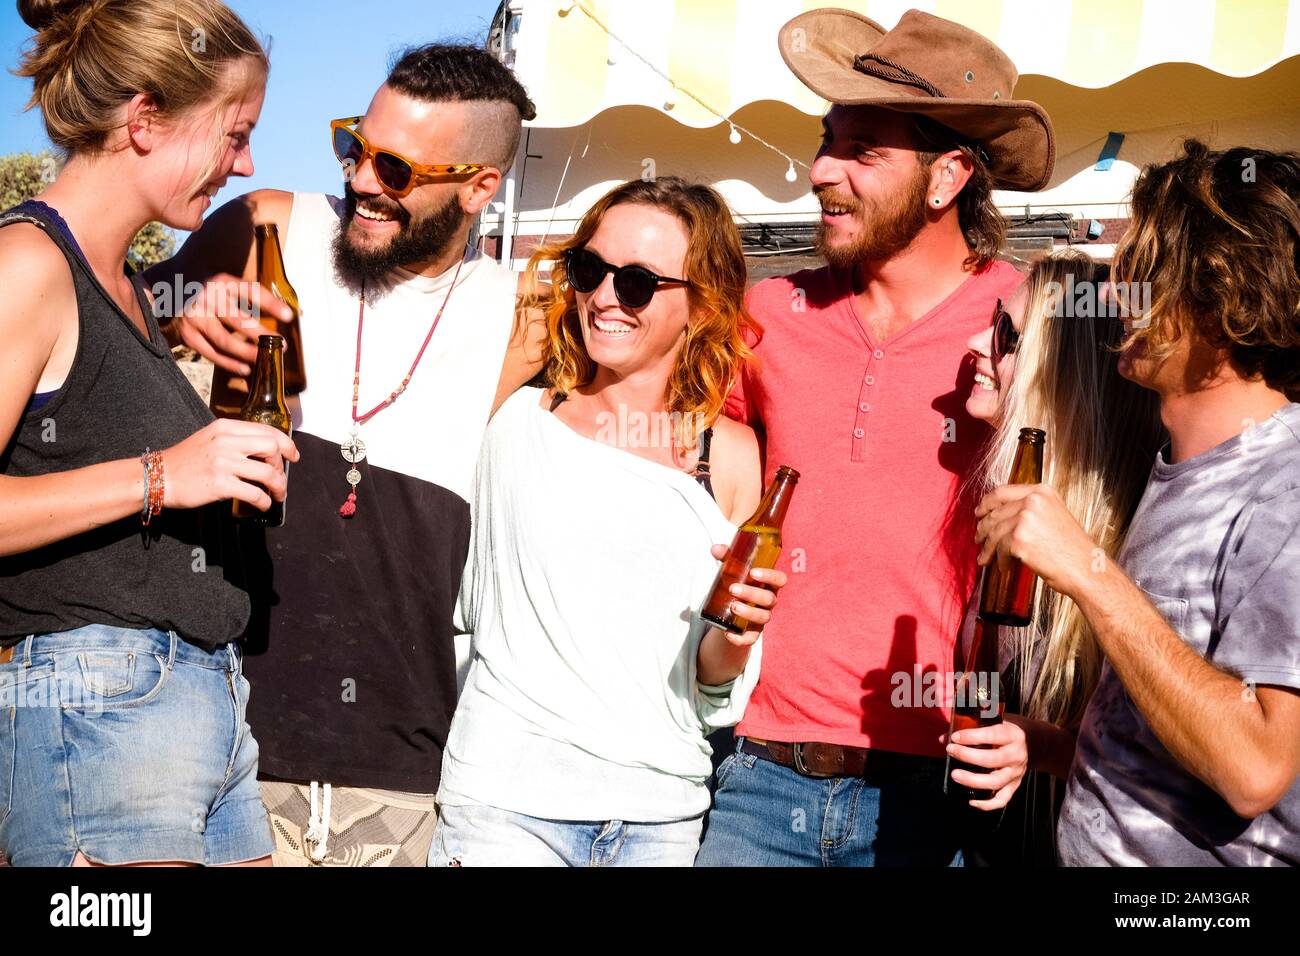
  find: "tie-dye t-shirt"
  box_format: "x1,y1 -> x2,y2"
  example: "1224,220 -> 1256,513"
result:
1058,402 -> 1300,866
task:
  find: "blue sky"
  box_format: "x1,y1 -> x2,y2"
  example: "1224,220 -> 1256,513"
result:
1,0 -> 504,208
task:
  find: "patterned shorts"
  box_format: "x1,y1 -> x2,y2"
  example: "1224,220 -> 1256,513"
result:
260,781 -> 438,867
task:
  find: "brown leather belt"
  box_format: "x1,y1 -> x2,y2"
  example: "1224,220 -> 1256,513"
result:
0,644 -> 13,665
741,736 -> 934,780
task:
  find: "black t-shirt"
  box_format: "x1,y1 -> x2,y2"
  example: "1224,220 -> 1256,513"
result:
238,435 -> 470,793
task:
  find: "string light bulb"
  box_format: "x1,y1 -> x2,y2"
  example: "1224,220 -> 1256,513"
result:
560,2 -> 804,185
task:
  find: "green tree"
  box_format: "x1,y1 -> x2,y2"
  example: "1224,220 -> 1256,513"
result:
1,150 -> 175,270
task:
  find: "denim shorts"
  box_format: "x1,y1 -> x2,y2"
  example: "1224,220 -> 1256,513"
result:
0,624 -> 273,866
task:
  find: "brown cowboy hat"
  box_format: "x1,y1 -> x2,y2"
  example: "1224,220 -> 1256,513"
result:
778,8 -> 1055,191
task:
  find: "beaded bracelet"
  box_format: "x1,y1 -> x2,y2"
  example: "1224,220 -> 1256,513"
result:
141,452 -> 151,522
141,449 -> 164,525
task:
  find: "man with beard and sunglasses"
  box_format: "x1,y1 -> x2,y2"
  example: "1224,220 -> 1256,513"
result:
147,44 -> 543,866
695,10 -> 1056,867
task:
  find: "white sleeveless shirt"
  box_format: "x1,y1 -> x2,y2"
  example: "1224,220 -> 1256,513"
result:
283,193 -> 515,501
438,386 -> 763,822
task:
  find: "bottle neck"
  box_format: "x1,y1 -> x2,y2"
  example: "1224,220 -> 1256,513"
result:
256,225 -> 276,276
1009,440 -> 1044,484
248,347 -> 284,405
752,476 -> 797,528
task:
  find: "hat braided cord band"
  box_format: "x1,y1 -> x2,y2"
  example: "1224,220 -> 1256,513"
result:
850,53 -> 994,166
851,54 -> 944,98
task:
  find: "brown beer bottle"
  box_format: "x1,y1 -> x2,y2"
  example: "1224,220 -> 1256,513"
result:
232,335 -> 291,527
978,427 -> 1046,627
256,224 -> 307,395
700,465 -> 799,634
210,223 -> 306,418
943,616 -> 1005,802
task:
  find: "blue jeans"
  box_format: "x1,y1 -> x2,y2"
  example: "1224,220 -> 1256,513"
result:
695,737 -> 964,866
430,802 -> 705,866
0,625 -> 272,866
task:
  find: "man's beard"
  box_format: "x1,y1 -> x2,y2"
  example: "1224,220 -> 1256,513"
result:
814,165 -> 930,269
331,184 -> 466,295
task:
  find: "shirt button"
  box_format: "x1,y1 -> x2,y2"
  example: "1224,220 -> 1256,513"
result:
865,375 -> 875,385
859,402 -> 871,412
873,349 -> 885,359
853,427 -> 865,438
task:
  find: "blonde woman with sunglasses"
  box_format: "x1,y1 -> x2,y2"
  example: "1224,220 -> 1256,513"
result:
942,251 -> 1163,863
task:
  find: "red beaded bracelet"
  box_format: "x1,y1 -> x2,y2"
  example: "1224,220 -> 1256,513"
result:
141,450 -> 164,525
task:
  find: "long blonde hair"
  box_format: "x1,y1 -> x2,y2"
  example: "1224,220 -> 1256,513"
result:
976,251 -> 1163,729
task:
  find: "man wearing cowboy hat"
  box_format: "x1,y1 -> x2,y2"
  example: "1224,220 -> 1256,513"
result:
698,8 -> 1054,866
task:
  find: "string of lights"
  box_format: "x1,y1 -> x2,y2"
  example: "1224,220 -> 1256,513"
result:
559,0 -> 806,182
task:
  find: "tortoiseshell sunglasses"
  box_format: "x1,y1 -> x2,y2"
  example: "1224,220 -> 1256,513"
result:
329,116 -> 490,197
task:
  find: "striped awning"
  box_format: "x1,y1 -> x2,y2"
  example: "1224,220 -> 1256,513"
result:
511,0 -> 1300,128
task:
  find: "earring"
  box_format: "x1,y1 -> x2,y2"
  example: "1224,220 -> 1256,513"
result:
931,196 -> 943,206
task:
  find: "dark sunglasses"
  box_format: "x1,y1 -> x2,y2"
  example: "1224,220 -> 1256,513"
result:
330,117 -> 488,198
991,298 -> 1020,363
564,247 -> 690,310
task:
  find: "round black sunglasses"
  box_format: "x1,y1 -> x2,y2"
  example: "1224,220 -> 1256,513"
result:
991,298 -> 1020,363
564,247 -> 690,310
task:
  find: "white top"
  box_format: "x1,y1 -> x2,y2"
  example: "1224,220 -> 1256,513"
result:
439,387 -> 762,822
284,192 -> 517,501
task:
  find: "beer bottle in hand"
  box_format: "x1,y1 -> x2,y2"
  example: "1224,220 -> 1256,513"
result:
232,335 -> 291,527
210,223 -> 306,418
978,427 -> 1046,627
944,615 -> 1005,802
255,223 -> 307,395
701,465 -> 799,634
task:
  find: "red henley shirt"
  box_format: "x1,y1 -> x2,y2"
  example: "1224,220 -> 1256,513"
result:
728,259 -> 1024,757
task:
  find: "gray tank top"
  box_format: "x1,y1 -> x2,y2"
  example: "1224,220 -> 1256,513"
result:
0,201 -> 250,651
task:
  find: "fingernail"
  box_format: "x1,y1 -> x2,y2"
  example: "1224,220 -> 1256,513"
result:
729,584 -> 743,596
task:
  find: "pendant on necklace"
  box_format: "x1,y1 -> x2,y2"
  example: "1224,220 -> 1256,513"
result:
338,429 -> 367,518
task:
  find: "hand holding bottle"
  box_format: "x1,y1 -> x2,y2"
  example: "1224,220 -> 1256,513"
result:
705,542 -> 787,648
941,716 -> 1030,810
162,418 -> 298,512
975,482 -> 1099,601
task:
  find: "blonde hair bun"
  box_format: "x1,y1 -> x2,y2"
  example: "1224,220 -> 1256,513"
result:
16,0 -> 267,156
17,0 -> 93,31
